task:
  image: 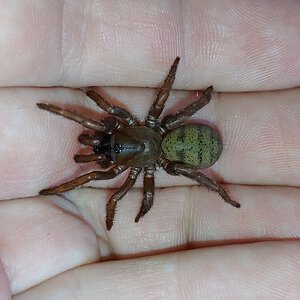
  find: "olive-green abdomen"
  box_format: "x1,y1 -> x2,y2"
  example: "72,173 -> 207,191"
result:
161,124 -> 222,168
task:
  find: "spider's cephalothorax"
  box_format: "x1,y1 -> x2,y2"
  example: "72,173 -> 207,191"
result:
37,57 -> 240,230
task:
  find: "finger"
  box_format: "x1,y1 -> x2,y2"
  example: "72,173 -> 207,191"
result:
1,87 -> 300,199
0,197 -> 99,294
13,241 -> 300,299
0,263 -> 10,300
67,185 -> 300,255
0,1 -> 299,90
2,185 -> 300,294
95,86 -> 300,187
0,88 -> 84,199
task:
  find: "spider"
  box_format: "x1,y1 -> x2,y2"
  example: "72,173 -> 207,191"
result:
37,57 -> 240,230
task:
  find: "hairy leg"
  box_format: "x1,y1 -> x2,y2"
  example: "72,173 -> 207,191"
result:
39,165 -> 127,195
36,103 -> 105,131
86,91 -> 137,126
106,167 -> 141,230
135,165 -> 156,223
146,57 -> 180,128
161,86 -> 213,131
161,160 -> 240,208
74,153 -> 106,163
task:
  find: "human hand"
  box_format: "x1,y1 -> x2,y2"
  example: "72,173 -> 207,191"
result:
1,1 -> 300,299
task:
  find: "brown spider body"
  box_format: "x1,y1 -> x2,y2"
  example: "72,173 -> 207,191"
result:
112,127 -> 162,167
37,57 -> 240,230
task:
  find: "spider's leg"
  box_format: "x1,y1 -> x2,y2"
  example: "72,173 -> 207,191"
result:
106,167 -> 141,230
135,165 -> 156,223
161,159 -> 240,208
74,153 -> 106,163
36,103 -> 106,131
161,86 -> 213,131
74,153 -> 112,169
78,133 -> 101,146
101,117 -> 121,133
86,90 -> 138,126
39,165 -> 127,195
146,57 -> 180,128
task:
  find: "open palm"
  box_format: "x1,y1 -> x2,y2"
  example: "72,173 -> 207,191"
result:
1,1 -> 300,299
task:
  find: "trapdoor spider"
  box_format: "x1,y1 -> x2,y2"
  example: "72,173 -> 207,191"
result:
37,57 -> 240,230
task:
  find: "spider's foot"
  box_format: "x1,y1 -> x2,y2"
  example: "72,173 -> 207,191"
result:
229,200 -> 241,208
135,208 -> 147,223
39,188 -> 58,195
39,185 -> 69,195
219,187 -> 241,208
135,192 -> 154,223
204,85 -> 213,95
106,200 -> 117,231
134,213 -> 142,223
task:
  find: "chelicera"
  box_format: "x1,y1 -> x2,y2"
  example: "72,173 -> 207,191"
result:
37,57 -> 240,230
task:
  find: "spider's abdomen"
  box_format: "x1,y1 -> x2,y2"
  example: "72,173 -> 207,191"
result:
161,124 -> 222,168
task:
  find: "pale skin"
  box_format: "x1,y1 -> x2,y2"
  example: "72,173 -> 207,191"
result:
1,1 -> 300,299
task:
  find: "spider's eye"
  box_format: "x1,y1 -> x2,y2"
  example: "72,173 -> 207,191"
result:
114,144 -> 123,154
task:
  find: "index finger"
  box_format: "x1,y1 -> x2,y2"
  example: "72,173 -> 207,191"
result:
1,86 -> 300,200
